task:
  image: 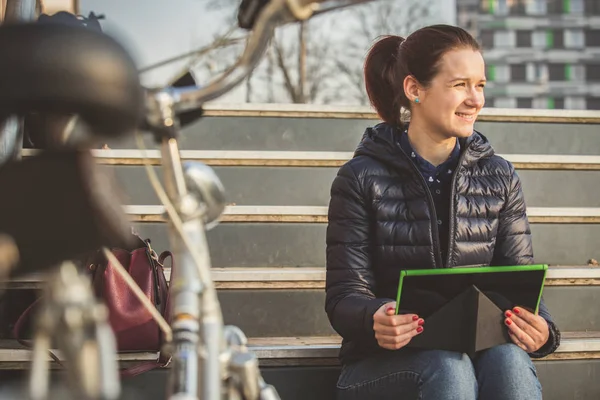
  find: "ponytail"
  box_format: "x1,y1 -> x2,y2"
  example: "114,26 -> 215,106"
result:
363,35 -> 406,127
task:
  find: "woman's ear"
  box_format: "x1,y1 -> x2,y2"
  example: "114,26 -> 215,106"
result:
403,75 -> 421,104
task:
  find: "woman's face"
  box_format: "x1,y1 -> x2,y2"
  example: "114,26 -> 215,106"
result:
411,48 -> 486,139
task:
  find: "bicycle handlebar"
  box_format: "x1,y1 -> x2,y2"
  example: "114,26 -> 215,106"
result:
144,0 -> 375,130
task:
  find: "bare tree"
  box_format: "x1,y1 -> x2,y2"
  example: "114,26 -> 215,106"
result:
252,0 -> 433,105
263,20 -> 336,103
327,0 -> 431,105
199,0 -> 339,104
160,0 -> 432,105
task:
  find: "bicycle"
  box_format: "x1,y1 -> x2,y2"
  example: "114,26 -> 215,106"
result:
0,1 -> 376,399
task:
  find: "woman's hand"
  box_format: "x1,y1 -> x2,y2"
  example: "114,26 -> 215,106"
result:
505,306 -> 549,352
373,302 -> 424,350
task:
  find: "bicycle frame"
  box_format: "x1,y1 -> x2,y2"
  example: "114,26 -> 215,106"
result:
2,1 -> 375,399
142,1 -> 377,399
144,1 -> 307,398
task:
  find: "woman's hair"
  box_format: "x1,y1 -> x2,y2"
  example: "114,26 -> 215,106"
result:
364,25 -> 481,126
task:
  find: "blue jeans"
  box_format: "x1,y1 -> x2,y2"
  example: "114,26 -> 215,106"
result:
336,344 -> 542,400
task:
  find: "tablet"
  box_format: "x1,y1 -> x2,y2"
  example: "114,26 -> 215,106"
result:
395,264 -> 548,317
394,264 -> 548,356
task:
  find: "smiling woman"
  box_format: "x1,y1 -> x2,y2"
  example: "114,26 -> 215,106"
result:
325,25 -> 560,400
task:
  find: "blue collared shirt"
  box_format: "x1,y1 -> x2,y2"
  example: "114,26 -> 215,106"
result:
399,130 -> 461,265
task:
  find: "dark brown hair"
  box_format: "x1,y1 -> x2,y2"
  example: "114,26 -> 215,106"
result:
364,25 -> 481,126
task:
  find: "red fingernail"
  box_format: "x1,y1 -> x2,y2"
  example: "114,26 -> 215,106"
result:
417,326 -> 423,333
505,310 -> 512,318
505,319 -> 512,325
513,308 -> 520,314
418,319 -> 424,326
386,307 -> 395,313
412,315 -> 419,321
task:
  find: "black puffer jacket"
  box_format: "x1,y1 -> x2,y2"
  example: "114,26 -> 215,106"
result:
325,123 -> 560,364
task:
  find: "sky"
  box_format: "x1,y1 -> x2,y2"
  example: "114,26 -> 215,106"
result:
80,0 -> 231,88
78,0 -> 456,104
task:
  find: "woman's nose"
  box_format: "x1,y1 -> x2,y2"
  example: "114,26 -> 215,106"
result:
465,88 -> 484,108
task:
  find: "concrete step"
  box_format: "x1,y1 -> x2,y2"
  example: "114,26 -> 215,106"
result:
120,214 -> 599,266
1,361 -> 598,400
0,332 -> 598,368
23,149 -> 600,207
103,105 -> 600,155
1,333 -> 599,400
100,160 -> 600,208
9,265 -> 600,289
124,205 -> 600,223
5,267 -> 600,336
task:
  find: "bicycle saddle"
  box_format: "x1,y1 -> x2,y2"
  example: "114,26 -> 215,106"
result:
0,23 -> 143,139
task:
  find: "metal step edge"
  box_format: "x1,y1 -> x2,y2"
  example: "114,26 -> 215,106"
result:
5,266 -> 600,290
124,205 -> 600,217
179,103 -> 600,123
0,333 -> 598,364
21,149 -> 600,170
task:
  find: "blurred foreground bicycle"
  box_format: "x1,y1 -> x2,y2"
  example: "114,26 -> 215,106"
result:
0,1 -> 376,399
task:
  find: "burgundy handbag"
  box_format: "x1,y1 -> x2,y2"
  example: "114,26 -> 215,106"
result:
14,234 -> 174,377
88,235 -> 173,376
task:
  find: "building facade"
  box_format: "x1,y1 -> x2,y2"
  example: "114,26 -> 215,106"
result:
458,0 -> 600,110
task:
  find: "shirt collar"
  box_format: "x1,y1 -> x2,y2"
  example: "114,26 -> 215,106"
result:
399,129 -> 461,175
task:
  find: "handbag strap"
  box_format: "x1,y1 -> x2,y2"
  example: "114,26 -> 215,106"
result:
119,251 -> 174,378
119,352 -> 171,378
159,251 -> 173,321
13,297 -> 63,365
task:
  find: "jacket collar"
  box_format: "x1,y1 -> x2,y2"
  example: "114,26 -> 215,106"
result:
354,123 -> 495,172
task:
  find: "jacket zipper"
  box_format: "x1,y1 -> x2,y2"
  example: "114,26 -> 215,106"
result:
446,140 -> 471,268
397,145 -> 443,269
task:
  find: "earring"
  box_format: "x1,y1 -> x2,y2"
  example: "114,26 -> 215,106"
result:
415,98 -> 420,103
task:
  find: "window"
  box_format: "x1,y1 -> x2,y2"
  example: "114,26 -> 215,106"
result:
585,0 -> 600,15
527,0 -> 547,14
517,98 -> 533,108
566,97 -> 586,109
481,30 -> 494,48
548,98 -> 565,109
495,97 -> 517,108
569,0 -> 585,13
532,31 -> 547,47
496,0 -> 509,15
586,97 -> 600,110
510,0 -> 527,14
495,30 -> 513,47
516,30 -> 532,47
547,0 -> 565,14
532,63 -> 547,82
548,63 -> 567,81
565,29 -> 585,48
480,0 -> 509,14
479,0 -> 491,13
547,30 -> 564,48
510,64 -> 527,81
585,65 -> 600,81
585,29 -> 600,47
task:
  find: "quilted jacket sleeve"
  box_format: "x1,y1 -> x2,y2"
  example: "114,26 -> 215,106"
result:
325,162 -> 394,343
491,165 -> 561,358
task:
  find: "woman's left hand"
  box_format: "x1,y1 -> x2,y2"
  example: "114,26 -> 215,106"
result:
504,306 -> 549,352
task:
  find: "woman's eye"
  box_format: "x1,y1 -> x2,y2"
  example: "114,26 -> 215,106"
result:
454,83 -> 466,87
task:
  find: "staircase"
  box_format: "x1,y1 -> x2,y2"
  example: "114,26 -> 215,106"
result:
1,104 -> 600,399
